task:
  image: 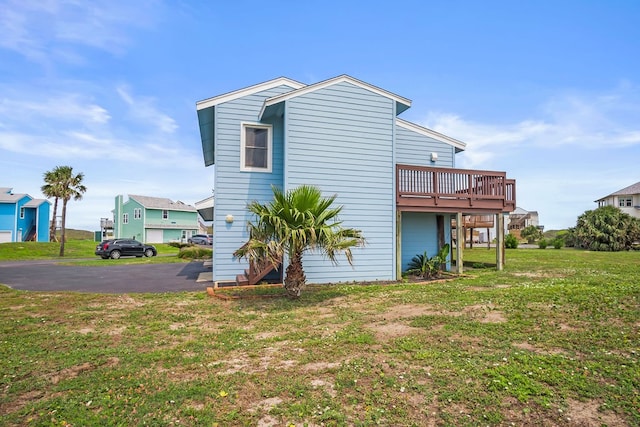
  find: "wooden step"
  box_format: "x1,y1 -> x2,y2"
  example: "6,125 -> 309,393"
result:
236,274 -> 249,286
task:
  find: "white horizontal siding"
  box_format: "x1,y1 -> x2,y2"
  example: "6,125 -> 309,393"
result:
395,125 -> 455,167
284,81 -> 396,283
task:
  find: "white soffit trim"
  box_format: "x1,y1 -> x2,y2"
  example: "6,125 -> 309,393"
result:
259,74 -> 412,118
396,118 -> 466,151
196,77 -> 306,110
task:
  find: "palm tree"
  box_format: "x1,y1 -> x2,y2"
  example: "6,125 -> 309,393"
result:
41,166 -> 65,241
54,166 -> 87,256
234,185 -> 365,298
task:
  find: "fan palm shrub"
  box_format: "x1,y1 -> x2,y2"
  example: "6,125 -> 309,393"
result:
234,185 -> 365,298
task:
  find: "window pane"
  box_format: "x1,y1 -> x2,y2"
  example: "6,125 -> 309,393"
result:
246,147 -> 267,168
244,126 -> 269,169
246,128 -> 268,149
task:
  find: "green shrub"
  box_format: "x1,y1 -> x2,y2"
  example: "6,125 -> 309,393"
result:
505,234 -> 518,249
552,238 -> 564,249
521,225 -> 543,243
573,206 -> 640,251
405,244 -> 450,278
556,229 -> 575,247
538,239 -> 548,249
168,241 -> 192,249
177,247 -> 212,259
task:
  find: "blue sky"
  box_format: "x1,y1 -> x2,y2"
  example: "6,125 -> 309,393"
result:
1,0 -> 639,231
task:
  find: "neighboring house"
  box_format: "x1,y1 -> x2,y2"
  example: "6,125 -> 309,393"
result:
195,195 -> 214,234
0,187 -> 50,243
507,207 -> 542,239
196,75 -> 516,284
112,195 -> 198,243
595,181 -> 640,219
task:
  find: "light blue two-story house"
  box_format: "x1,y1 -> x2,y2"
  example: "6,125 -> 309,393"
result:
196,75 -> 516,285
0,187 -> 51,243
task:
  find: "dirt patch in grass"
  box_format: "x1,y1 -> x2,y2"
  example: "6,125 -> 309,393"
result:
376,304 -> 442,320
0,390 -> 45,417
566,398 -> 627,426
365,302 -> 507,340
513,341 -> 567,355
462,304 -> 507,323
303,361 -> 341,372
310,378 -> 337,397
249,396 -> 283,413
373,322 -> 424,339
465,284 -> 512,291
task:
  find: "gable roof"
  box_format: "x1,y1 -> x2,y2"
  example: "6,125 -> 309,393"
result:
0,190 -> 28,203
596,181 -> 640,201
24,199 -> 50,207
259,74 -> 412,119
128,195 -> 197,212
396,118 -> 466,152
196,77 -> 305,110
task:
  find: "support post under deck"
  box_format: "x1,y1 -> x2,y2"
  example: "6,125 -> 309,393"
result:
455,212 -> 464,274
496,213 -> 505,271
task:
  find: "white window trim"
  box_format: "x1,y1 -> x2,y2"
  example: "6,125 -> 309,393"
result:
240,122 -> 272,173
20,207 -> 25,219
123,213 -> 129,224
162,209 -> 169,220
134,208 -> 142,219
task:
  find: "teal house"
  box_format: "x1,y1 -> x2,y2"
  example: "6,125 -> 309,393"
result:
0,187 -> 50,243
196,75 -> 516,285
113,195 -> 199,243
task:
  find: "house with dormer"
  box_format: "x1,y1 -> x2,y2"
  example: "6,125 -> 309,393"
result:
196,75 -> 516,285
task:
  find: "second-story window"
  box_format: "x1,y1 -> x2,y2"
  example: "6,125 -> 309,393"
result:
20,207 -> 25,219
123,213 -> 129,224
134,208 -> 141,219
241,123 -> 272,172
163,210 -> 169,219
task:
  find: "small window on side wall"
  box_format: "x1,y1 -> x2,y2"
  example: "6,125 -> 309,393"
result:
241,123 -> 272,172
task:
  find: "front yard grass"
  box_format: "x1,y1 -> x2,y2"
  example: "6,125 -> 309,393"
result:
0,248 -> 638,426
0,240 -> 184,264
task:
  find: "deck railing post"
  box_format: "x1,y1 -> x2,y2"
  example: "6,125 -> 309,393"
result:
433,170 -> 439,205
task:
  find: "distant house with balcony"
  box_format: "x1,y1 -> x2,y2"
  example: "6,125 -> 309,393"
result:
196,75 -> 517,285
0,187 -> 50,243
507,207 -> 542,239
595,181 -> 640,219
113,195 -> 198,243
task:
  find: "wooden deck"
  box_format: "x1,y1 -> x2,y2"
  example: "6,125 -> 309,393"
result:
397,164 -> 516,213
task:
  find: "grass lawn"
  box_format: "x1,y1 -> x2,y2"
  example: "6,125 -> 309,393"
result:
0,248 -> 638,426
0,240 -> 186,264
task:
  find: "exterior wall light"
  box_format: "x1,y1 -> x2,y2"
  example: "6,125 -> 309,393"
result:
225,214 -> 234,223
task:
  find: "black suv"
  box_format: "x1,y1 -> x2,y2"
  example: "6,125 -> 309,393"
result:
95,239 -> 157,259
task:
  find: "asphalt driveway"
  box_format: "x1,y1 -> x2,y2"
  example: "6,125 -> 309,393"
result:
0,260 -> 211,293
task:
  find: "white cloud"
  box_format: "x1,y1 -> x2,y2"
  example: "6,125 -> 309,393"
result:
421,84 -> 640,169
0,94 -> 110,124
117,86 -> 178,134
0,0 -> 161,64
